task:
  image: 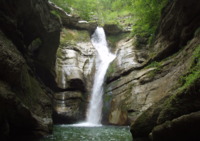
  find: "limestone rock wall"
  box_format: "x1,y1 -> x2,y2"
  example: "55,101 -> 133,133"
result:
103,37 -> 150,125
55,33 -> 95,91
129,0 -> 200,139
103,0 -> 200,130
53,28 -> 96,123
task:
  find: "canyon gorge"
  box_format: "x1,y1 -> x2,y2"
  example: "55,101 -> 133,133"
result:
0,0 -> 200,141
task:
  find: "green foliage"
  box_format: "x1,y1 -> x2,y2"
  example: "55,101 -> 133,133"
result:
50,10 -> 61,22
131,0 -> 168,37
51,0 -> 168,39
50,0 -> 98,20
106,61 -> 117,77
60,28 -> 90,47
107,33 -> 129,49
157,45 -> 200,123
178,45 -> 200,93
145,61 -> 162,78
146,61 -> 162,68
50,0 -> 72,13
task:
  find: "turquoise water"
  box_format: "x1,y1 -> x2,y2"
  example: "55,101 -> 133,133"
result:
40,125 -> 132,141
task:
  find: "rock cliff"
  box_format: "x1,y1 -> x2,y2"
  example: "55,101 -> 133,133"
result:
0,0 -> 199,140
0,0 -> 97,138
53,28 -> 96,123
103,0 -> 200,140
0,0 -> 61,140
47,2 -> 98,123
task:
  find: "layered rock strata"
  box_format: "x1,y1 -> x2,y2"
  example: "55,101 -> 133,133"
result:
53,28 -> 96,123
103,0 -> 200,133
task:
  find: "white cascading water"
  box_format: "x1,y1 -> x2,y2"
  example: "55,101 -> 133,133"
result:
74,27 -> 115,127
86,27 -> 116,125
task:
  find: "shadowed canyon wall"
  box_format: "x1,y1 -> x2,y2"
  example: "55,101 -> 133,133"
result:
0,0 -> 61,140
0,0 -> 200,140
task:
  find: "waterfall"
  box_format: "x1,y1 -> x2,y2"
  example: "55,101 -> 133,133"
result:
86,27 -> 116,125
74,27 -> 115,127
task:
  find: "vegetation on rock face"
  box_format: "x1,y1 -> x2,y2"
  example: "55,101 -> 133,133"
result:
59,28 -> 90,47
50,0 -> 168,37
178,45 -> 200,93
130,0 -> 168,36
131,42 -> 200,138
107,33 -> 129,50
158,53 -> 200,123
50,10 -> 62,22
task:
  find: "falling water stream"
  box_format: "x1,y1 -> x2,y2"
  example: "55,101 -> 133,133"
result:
86,26 -> 116,125
39,27 -> 132,141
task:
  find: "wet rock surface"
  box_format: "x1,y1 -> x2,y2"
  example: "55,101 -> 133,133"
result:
53,28 -> 96,123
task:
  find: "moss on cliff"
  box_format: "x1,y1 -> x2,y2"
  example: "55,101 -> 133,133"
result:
50,10 -> 62,23
157,44 -> 200,123
106,62 -> 118,78
107,33 -> 129,50
131,43 -> 200,139
60,28 -> 90,47
144,61 -> 162,78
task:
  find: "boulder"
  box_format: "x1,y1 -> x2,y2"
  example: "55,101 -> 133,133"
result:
151,111 -> 200,141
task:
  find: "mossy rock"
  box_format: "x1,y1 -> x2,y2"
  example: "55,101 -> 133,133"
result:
106,61 -> 118,78
131,44 -> 200,138
60,28 -> 91,46
107,33 -> 129,51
